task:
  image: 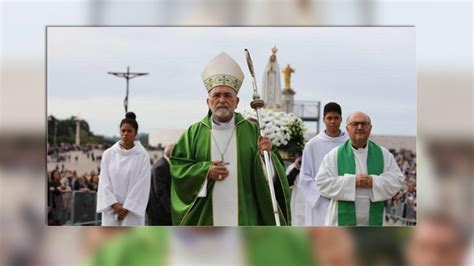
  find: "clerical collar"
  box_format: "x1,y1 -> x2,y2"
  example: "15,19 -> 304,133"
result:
351,143 -> 368,150
324,130 -> 343,138
119,141 -> 134,150
212,115 -> 235,130
114,141 -> 139,155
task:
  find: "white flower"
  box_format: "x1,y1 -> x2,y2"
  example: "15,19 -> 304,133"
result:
243,108 -> 307,149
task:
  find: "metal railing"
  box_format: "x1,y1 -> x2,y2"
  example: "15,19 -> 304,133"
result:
48,190 -> 100,225
385,213 -> 417,226
385,201 -> 417,226
292,101 -> 320,121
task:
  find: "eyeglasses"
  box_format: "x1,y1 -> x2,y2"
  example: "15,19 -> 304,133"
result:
348,121 -> 371,128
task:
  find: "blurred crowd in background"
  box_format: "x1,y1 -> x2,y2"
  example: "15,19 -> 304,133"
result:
46,143 -> 163,225
386,149 -> 417,225
1,0 -> 472,265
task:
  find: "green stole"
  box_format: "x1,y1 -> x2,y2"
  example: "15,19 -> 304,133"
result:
337,139 -> 385,226
169,112 -> 291,226
87,228 -> 317,266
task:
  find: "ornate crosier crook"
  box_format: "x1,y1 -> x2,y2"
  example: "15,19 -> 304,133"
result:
244,49 -> 281,226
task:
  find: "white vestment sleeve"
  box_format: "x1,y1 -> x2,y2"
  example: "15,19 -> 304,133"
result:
96,151 -> 119,213
371,149 -> 404,202
197,179 -> 207,197
122,153 -> 151,217
299,146 -> 320,207
316,150 -> 356,201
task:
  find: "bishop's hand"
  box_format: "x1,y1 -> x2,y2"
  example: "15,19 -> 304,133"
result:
207,161 -> 229,181
258,136 -> 272,155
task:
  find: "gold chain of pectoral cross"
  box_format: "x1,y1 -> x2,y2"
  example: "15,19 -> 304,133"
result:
210,127 -> 236,166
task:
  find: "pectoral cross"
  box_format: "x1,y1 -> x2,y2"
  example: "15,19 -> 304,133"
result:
221,154 -> 230,166
210,128 -> 235,167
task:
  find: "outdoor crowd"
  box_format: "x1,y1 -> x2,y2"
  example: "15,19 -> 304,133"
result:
47,169 -> 100,225
386,149 -> 417,224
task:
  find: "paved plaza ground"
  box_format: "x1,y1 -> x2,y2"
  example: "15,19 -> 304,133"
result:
47,149 -> 163,175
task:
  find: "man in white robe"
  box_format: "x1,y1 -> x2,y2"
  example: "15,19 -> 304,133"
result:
316,112 -> 404,226
96,140 -> 151,226
295,102 -> 348,226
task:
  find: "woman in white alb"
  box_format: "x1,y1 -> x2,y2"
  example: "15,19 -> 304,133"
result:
96,112 -> 151,226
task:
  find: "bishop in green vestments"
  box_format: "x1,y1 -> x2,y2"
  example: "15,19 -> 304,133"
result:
169,52 -> 291,226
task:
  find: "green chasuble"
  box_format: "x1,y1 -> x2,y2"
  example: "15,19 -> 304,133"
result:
169,112 -> 291,226
337,140 -> 385,226
87,228 -> 316,266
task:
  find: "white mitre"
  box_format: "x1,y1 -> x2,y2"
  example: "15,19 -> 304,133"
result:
201,52 -> 244,93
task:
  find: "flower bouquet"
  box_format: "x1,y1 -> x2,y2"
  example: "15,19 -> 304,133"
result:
242,109 -> 306,160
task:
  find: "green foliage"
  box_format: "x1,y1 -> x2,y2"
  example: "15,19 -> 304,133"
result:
48,115 -> 110,145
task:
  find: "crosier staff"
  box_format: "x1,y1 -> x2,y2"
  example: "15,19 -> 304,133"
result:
244,48 -> 281,226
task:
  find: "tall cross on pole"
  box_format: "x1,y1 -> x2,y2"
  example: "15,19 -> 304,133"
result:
108,66 -> 149,114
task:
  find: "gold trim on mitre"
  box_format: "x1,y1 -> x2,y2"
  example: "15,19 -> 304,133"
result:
201,52 -> 244,93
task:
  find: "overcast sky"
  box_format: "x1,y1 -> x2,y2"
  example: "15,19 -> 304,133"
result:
47,27 -> 415,137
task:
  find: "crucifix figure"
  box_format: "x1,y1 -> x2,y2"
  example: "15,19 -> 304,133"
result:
221,154 -> 230,166
210,128 -> 235,166
108,66 -> 149,114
